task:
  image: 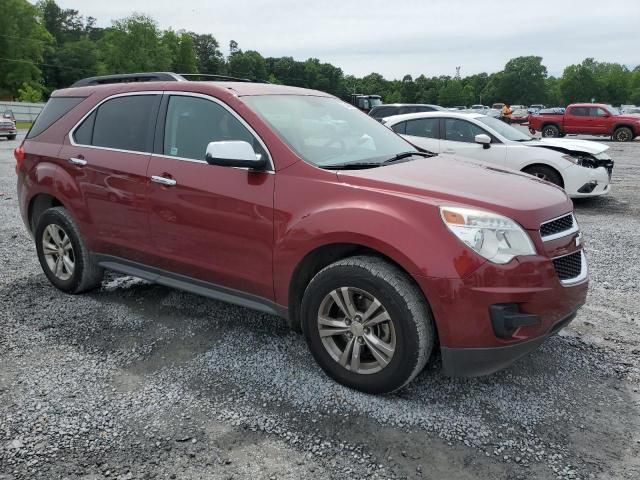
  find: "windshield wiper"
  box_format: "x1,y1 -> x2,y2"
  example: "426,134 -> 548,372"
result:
382,151 -> 435,164
320,162 -> 384,170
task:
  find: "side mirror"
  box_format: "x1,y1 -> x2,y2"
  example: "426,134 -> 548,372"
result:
205,141 -> 266,170
475,134 -> 492,149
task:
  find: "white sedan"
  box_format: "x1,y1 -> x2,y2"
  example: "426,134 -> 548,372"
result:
382,111 -> 614,198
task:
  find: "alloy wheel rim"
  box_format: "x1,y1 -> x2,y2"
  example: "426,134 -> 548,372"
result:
533,172 -> 549,181
42,224 -> 75,281
616,131 -> 629,141
317,287 -> 396,375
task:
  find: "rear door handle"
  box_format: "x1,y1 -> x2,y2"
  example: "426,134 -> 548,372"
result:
151,175 -> 177,187
443,149 -> 455,154
68,157 -> 87,166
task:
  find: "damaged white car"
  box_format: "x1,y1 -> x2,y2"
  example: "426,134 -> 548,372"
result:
383,111 -> 614,198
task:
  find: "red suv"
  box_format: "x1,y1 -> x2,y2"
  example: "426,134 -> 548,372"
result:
15,73 -> 588,394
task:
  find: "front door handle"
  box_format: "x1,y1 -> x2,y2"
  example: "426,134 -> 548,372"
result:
68,157 -> 87,166
151,175 -> 177,187
443,149 -> 456,154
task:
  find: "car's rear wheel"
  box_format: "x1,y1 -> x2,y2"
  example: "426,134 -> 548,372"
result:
523,165 -> 563,187
301,256 -> 434,394
613,127 -> 633,142
35,207 -> 103,294
542,125 -> 560,138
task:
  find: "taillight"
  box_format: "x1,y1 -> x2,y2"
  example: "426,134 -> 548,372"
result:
14,145 -> 25,174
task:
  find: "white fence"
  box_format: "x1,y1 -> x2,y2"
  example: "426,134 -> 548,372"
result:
0,101 -> 45,122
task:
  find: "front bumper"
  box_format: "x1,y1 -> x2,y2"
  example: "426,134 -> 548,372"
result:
440,309 -> 577,377
564,165 -> 611,198
413,246 -> 588,377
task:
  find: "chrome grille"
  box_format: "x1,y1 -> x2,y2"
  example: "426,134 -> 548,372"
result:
553,251 -> 583,281
540,213 -> 576,240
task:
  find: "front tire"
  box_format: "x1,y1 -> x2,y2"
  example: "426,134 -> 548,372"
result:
35,207 -> 104,294
613,127 -> 633,142
301,256 -> 434,394
542,124 -> 560,138
523,165 -> 563,187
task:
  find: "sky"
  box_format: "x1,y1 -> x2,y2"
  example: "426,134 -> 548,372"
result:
54,0 -> 640,79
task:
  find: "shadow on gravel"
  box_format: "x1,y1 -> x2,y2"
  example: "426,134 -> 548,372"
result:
1,272 -> 638,479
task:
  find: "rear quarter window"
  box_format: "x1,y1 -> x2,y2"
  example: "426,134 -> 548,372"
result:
27,97 -> 86,139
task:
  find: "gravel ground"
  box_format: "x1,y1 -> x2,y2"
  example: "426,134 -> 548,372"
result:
1,132 -> 639,480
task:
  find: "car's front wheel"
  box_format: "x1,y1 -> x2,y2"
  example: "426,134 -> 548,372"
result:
35,207 -> 104,294
301,256 -> 434,394
523,165 -> 563,187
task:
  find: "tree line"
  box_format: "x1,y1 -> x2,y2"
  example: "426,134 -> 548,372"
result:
2,0 -> 640,107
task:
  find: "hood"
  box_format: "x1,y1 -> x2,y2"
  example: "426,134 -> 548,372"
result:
524,138 -> 609,155
336,155 -> 572,230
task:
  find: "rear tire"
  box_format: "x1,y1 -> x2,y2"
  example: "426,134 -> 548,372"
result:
613,127 -> 633,142
301,256 -> 435,394
542,124 -> 560,138
523,165 -> 563,187
35,207 -> 104,294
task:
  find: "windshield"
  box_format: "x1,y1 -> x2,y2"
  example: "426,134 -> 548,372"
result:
242,95 -> 416,167
476,116 -> 533,141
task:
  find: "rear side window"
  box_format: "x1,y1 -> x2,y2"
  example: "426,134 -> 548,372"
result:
391,122 -> 406,134
27,97 -> 85,139
371,107 -> 393,119
569,107 -> 588,116
405,118 -> 439,138
73,95 -> 159,153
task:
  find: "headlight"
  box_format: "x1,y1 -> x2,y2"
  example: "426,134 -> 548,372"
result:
561,154 -> 580,164
439,206 -> 536,264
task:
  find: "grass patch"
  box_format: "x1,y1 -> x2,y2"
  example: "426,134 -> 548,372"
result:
16,121 -> 32,129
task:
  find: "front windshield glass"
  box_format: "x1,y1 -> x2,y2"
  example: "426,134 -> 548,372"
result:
242,95 -> 416,167
476,116 -> 532,141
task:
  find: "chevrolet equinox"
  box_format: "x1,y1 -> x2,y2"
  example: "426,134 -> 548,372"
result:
15,73 -> 588,394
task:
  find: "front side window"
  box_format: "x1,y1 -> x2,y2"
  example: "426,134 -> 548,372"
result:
405,118 -> 439,139
476,116 -> 530,141
242,95 -> 417,168
443,118 -> 486,143
83,95 -> 159,152
163,95 -> 265,162
589,107 -> 608,117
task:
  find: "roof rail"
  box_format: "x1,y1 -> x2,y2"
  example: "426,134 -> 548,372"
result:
70,72 -> 270,88
70,72 -> 184,87
179,73 -> 269,83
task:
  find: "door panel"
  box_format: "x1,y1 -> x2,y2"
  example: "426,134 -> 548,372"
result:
147,93 -> 275,299
58,144 -> 152,262
439,118 -> 507,166
58,93 -> 160,262
147,157 -> 275,299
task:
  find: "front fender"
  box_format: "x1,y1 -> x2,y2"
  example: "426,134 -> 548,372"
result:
272,196 -> 486,306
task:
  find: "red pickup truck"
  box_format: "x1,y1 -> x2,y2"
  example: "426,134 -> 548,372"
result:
529,103 -> 640,142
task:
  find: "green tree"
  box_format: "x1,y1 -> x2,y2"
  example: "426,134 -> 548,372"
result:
227,50 -> 267,80
499,56 -> 547,105
0,0 -> 51,98
438,80 -> 464,106
560,59 -> 602,103
190,33 -> 225,74
18,82 -> 43,102
98,14 -> 172,74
